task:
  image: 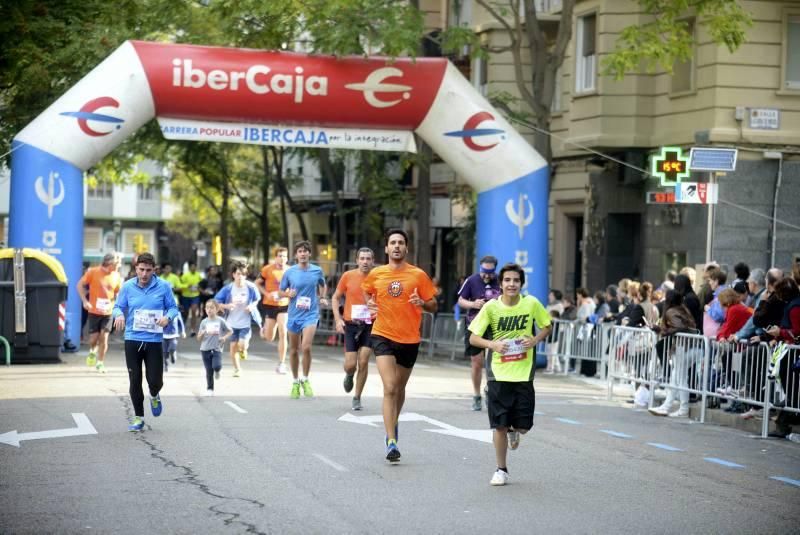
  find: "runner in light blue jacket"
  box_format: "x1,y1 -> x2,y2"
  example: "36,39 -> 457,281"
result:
112,253 -> 180,431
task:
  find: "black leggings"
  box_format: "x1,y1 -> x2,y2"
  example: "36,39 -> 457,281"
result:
202,350 -> 222,390
125,340 -> 164,417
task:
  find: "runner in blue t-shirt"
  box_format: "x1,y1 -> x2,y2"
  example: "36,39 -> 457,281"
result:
279,241 -> 328,398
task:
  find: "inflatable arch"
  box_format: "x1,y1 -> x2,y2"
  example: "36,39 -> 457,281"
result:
10,41 -> 548,343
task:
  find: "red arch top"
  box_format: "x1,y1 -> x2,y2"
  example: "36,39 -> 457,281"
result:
132,41 -> 448,130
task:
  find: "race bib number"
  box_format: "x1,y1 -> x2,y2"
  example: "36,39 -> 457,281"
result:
205,322 -> 221,336
133,309 -> 163,333
351,304 -> 371,321
95,298 -> 112,314
297,296 -> 312,310
500,339 -> 527,363
232,294 -> 247,305
271,291 -> 281,301
191,285 -> 198,292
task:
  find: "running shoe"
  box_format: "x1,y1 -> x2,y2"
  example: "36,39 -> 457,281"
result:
86,351 -> 97,367
343,374 -> 354,393
301,379 -> 314,397
472,395 -> 482,411
239,349 -> 248,361
128,417 -> 144,432
352,397 -> 362,411
290,382 -> 301,399
205,389 -> 214,397
276,362 -> 288,374
214,370 -> 221,380
385,439 -> 401,462
150,395 -> 163,417
507,430 -> 520,450
171,353 -> 176,364
233,368 -> 241,378
96,361 -> 106,374
490,469 -> 509,486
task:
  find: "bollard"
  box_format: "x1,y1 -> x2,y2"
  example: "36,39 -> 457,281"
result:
0,335 -> 10,366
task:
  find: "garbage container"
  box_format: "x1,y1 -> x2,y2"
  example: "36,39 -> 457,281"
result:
0,248 -> 67,364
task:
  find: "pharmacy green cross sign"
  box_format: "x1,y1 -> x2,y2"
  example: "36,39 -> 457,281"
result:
651,146 -> 690,186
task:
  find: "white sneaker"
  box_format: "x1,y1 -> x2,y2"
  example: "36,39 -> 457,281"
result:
668,408 -> 689,418
507,430 -> 520,450
740,408 -> 762,420
233,368 -> 241,378
214,370 -> 221,380
490,469 -> 509,486
276,362 -> 287,374
648,404 -> 671,417
205,389 -> 214,397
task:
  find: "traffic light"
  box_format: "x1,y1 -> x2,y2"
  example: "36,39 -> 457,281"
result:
212,235 -> 222,265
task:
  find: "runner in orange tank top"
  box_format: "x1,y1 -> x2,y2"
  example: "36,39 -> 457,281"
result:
361,229 -> 437,463
256,247 -> 290,374
77,252 -> 122,373
332,247 -> 375,411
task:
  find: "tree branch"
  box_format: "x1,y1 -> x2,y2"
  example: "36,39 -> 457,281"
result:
183,172 -> 223,217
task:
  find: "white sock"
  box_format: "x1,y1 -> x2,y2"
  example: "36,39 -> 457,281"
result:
301,376 -> 308,382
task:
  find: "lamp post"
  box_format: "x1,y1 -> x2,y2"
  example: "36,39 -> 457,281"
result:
112,220 -> 122,253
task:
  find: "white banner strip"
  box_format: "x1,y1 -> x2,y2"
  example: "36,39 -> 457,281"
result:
157,117 -> 416,153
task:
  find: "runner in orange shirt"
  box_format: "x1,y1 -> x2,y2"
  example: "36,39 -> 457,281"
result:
332,247 -> 375,411
362,229 -> 437,462
77,253 -> 122,373
257,247 -> 290,374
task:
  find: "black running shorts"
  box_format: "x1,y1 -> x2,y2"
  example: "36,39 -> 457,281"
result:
345,322 -> 372,352
87,313 -> 113,334
370,334 -> 419,369
262,304 -> 289,320
487,381 -> 535,430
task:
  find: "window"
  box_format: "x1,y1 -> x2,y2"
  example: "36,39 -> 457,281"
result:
83,228 -> 102,251
670,19 -> 695,94
137,184 -> 158,201
785,15 -> 800,90
87,182 -> 113,200
575,14 -> 597,93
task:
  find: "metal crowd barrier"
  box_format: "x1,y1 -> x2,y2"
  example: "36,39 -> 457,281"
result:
606,325 -> 659,406
544,319 -> 575,374
545,319 -> 613,378
765,343 -> 800,436
603,326 -> 800,438
650,332 -> 710,423
419,311 -> 435,359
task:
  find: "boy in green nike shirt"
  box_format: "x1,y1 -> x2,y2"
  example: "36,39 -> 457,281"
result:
468,263 -> 552,486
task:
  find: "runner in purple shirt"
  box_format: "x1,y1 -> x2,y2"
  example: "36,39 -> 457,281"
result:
457,255 -> 500,411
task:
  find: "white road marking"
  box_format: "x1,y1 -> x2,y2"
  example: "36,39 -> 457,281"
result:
313,453 -> 348,472
0,413 -> 98,448
224,401 -> 248,414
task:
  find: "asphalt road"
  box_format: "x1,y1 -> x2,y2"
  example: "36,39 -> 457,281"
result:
1,336 -> 798,534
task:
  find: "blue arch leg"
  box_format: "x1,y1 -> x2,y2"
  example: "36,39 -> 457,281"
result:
476,167 -> 549,301
9,141 -> 85,347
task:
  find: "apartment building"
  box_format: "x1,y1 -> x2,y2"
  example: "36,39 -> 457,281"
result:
459,0 -> 800,294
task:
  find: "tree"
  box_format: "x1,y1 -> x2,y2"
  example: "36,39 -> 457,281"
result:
454,0 -> 752,166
